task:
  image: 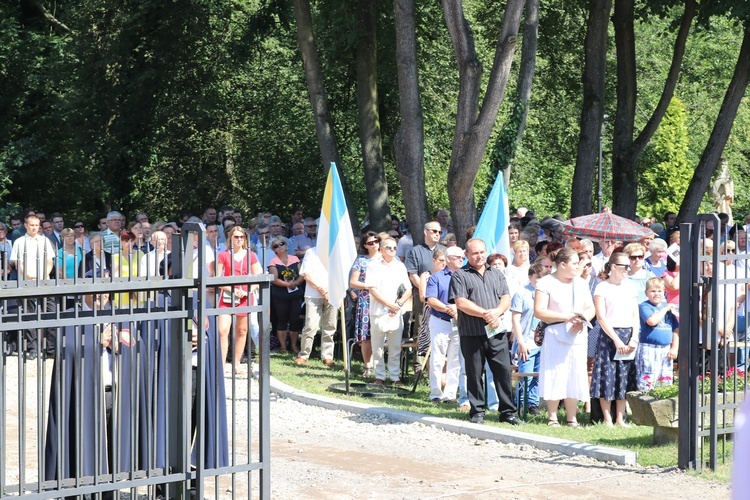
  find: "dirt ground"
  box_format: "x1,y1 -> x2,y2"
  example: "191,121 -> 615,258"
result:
267,396 -> 730,500
2,356 -> 731,499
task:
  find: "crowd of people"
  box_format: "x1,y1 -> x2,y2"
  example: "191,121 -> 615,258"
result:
338,208 -> 750,427
2,204 -> 749,434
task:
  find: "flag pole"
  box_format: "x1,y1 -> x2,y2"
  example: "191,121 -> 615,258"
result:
340,301 -> 350,395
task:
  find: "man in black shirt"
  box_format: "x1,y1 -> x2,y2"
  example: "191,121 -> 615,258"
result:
449,238 -> 519,425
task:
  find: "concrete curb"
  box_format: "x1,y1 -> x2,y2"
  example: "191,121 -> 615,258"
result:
270,376 -> 638,466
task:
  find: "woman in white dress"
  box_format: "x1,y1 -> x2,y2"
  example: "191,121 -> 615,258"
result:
534,247 -> 596,427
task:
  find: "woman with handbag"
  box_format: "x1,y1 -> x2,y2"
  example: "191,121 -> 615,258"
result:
533,247 -> 595,427
218,225 -> 262,375
591,252 -> 640,427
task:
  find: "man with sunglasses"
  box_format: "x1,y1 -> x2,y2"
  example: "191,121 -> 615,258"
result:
405,222 -> 446,368
294,217 -> 318,259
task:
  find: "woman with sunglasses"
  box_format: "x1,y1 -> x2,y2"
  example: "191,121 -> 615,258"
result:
269,235 -> 304,355
217,226 -> 262,374
624,242 -> 656,303
349,231 -> 381,378
72,220 -> 90,253
591,252 -> 639,427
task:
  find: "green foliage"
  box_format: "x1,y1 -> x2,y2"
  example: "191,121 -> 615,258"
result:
637,97 -> 691,219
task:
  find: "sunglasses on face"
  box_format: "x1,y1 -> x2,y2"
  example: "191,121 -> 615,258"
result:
382,245 -> 397,251
426,228 -> 441,234
233,235 -> 246,239
365,240 -> 379,246
629,254 -> 645,260
74,224 -> 84,228
273,242 -> 286,249
612,263 -> 630,269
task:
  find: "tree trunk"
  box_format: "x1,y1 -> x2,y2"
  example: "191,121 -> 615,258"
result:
355,0 -> 389,233
609,0 -> 696,219
441,0 -> 525,245
393,0 -> 428,245
610,0 -> 637,218
678,22 -> 750,222
571,0 -> 612,217
502,0 -> 540,187
293,0 -> 358,230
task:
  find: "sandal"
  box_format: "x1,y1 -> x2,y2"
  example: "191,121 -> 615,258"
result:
547,419 -> 560,427
363,368 -> 372,378
567,421 -> 581,428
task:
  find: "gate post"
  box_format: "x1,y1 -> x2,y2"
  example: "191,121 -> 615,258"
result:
166,232 -> 192,498
678,221 -> 698,469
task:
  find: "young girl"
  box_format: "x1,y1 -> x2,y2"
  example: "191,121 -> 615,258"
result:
635,278 -> 679,390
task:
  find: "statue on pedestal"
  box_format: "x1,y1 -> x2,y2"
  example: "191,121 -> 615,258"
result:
712,158 -> 734,226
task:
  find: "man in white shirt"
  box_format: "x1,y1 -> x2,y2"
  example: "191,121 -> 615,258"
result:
10,214 -> 56,358
366,238 -> 412,385
591,239 -> 618,276
294,248 -> 337,366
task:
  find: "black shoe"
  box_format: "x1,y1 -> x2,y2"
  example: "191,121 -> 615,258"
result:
470,413 -> 485,425
24,349 -> 37,360
430,397 -> 442,403
528,404 -> 540,415
499,414 -> 522,425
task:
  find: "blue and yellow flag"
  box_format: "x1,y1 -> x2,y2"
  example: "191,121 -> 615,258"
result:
473,172 -> 511,258
316,163 -> 357,306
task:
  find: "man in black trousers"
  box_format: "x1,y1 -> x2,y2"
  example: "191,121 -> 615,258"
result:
449,238 -> 520,425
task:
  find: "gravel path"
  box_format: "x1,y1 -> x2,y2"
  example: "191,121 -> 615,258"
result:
268,392 -> 730,499
2,355 -> 731,499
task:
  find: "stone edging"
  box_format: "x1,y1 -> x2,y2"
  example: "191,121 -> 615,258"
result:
270,376 -> 637,466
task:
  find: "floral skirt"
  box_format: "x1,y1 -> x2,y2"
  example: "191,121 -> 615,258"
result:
590,327 -> 638,401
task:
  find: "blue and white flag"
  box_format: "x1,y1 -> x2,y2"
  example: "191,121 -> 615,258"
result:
316,163 -> 357,307
473,172 -> 511,258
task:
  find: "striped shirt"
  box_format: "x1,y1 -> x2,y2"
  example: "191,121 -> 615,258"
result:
448,265 -> 510,337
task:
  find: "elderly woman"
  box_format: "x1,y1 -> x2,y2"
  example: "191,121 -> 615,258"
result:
81,232 -> 113,278
645,238 -> 668,277
217,225 -> 262,374
534,247 -> 595,427
139,230 -> 170,277
269,235 -> 304,354
624,242 -> 656,303
505,240 -> 531,292
349,231 -> 381,377
591,253 -> 640,427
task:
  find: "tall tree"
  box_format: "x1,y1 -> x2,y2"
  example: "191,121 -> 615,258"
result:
678,19 -> 750,220
356,0 -> 390,232
441,0 -> 526,243
570,0 -> 613,217
502,0 -> 540,187
393,0 -> 428,244
610,0 -> 696,218
293,0 -> 358,229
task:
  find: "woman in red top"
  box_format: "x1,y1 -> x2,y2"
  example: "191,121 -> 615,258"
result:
218,226 -> 262,375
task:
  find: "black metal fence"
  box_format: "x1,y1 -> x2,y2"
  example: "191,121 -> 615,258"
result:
0,223 -> 272,499
679,215 -> 749,471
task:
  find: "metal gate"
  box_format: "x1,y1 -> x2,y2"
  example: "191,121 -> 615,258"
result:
0,222 -> 272,498
678,214 -> 749,470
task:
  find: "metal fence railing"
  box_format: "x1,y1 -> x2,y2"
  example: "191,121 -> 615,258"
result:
0,223 -> 271,499
679,215 -> 749,471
